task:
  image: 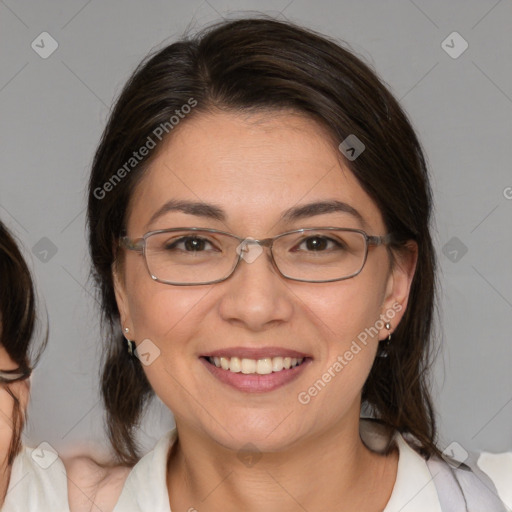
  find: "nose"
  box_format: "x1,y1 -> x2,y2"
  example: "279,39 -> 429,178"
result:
217,242 -> 294,331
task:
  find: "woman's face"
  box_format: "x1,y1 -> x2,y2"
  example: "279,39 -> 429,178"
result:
114,110 -> 416,452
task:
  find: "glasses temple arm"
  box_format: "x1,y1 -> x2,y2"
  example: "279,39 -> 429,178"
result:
367,233 -> 397,246
119,236 -> 144,252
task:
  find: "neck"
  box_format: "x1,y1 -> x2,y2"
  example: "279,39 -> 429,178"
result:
167,417 -> 398,512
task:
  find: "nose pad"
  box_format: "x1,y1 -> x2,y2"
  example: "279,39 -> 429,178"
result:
235,238 -> 264,264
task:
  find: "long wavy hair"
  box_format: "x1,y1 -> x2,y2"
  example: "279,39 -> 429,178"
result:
87,17 -> 439,465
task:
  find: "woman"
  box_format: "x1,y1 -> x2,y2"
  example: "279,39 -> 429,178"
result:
74,17 -> 509,511
0,220 -> 70,511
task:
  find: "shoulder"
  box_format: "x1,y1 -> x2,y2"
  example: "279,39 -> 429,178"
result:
478,450 -> 512,474
64,455 -> 132,512
477,451 -> 512,508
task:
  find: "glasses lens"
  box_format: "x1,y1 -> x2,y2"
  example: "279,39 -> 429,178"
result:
145,230 -> 239,284
143,229 -> 367,284
273,229 -> 367,282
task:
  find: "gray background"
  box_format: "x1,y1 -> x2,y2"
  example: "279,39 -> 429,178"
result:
0,0 -> 510,459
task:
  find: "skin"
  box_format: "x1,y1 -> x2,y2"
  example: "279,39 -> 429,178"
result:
70,110 -> 418,511
0,344 -> 30,506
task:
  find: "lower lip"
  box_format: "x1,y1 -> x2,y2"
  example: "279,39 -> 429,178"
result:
200,357 -> 311,393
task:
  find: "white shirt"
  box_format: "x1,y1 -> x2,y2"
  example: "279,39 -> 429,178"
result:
112,421 -> 508,512
2,444 -> 70,511
0,432 -> 507,511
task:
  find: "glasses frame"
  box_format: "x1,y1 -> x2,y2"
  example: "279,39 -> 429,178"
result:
119,227 -> 394,286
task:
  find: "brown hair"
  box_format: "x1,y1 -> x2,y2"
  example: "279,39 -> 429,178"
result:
88,16 -> 439,464
0,220 -> 47,465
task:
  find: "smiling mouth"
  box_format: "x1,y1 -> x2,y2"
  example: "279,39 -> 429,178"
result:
203,356 -> 307,375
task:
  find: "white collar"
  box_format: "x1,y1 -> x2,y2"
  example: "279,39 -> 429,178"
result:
359,419 -> 442,512
112,429 -> 176,512
383,433 -> 442,511
2,444 -> 71,511
114,422 -> 442,512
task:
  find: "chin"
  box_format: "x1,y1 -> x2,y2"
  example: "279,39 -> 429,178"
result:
203,416 -> 304,454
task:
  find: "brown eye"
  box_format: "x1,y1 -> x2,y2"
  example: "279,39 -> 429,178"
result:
164,236 -> 218,252
295,236 -> 346,252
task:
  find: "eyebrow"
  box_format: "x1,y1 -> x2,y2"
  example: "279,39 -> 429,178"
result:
147,199 -> 366,228
147,200 -> 226,227
281,200 -> 365,226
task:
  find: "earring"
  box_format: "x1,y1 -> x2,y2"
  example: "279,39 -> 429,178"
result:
378,322 -> 392,358
126,339 -> 136,356
123,327 -> 135,356
384,322 -> 392,341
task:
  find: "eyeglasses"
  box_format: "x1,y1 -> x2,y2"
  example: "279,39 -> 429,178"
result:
119,227 -> 393,286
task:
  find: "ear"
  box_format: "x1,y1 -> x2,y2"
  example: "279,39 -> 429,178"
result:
379,241 -> 418,339
112,263 -> 134,337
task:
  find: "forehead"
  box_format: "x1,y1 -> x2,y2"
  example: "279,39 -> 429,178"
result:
127,110 -> 385,235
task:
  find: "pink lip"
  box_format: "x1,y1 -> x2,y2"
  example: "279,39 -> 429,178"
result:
200,356 -> 312,393
201,346 -> 311,359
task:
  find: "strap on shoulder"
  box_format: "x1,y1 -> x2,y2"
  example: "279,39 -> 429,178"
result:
426,454 -> 508,512
426,457 -> 467,512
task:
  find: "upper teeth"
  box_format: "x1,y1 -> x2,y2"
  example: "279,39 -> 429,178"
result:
208,356 -> 304,374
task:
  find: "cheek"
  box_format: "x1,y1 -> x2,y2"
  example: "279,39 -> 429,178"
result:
294,275 -> 386,393
292,284 -> 384,423
125,284 -> 210,415
125,254 -> 212,341
299,275 -> 387,347
125,275 -> 213,371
